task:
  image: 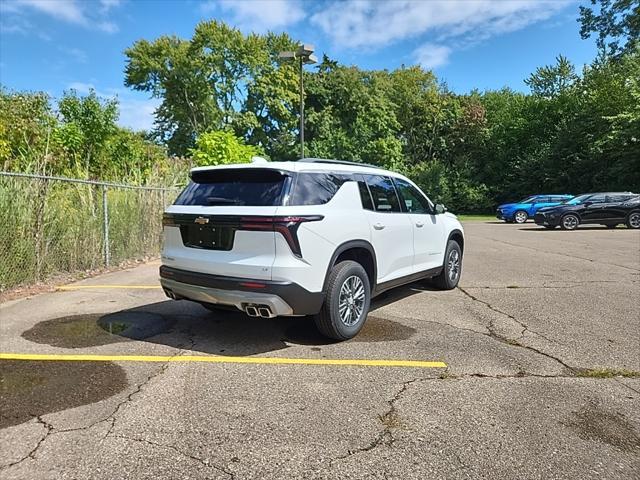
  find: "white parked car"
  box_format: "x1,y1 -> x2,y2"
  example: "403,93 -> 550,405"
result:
160,158 -> 464,340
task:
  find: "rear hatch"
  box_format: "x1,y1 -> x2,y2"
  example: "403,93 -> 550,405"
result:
162,167 -> 291,280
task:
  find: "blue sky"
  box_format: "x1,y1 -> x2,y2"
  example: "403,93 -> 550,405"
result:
0,0 -> 597,131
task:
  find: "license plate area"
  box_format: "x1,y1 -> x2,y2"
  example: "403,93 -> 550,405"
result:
180,225 -> 235,250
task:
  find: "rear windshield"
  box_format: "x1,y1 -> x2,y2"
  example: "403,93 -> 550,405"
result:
174,168 -> 288,206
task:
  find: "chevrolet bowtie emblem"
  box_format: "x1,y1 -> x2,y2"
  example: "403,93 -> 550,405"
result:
194,216 -> 209,225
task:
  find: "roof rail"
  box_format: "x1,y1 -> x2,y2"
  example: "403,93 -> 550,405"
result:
298,157 -> 380,169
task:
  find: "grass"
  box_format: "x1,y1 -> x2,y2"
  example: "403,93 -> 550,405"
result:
105,321 -> 128,335
456,214 -> 497,222
0,176 -> 171,291
576,368 -> 640,378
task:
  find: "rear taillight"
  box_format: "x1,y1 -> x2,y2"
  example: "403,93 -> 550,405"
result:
239,215 -> 323,257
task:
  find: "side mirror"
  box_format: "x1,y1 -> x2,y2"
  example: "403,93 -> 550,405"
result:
435,204 -> 447,215
583,201 -> 592,207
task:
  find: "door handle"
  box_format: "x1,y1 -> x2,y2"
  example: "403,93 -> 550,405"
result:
373,222 -> 385,230
416,221 -> 425,228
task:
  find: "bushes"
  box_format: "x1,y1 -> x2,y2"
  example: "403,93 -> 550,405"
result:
189,130 -> 264,166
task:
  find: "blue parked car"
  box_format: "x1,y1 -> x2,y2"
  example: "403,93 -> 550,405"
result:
496,194 -> 574,224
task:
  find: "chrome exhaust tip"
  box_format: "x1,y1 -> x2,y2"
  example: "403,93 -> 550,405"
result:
163,288 -> 175,300
245,306 -> 259,317
258,307 -> 273,318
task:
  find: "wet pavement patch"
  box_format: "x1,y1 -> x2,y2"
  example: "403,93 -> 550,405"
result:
283,316 -> 416,345
355,316 -> 417,342
0,360 -> 127,429
22,312 -> 174,348
566,403 -> 640,452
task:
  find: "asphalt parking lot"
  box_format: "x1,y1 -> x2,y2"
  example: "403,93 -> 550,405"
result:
1,221 -> 639,479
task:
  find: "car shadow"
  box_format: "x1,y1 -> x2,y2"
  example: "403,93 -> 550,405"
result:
520,226 -> 628,231
23,283 -> 430,356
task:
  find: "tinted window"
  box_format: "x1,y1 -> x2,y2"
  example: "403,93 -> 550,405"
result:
358,181 -> 374,210
606,194 -> 632,203
567,194 -> 591,205
288,172 -> 351,206
175,168 -> 287,206
366,175 -> 401,212
394,179 -> 432,214
588,194 -> 607,204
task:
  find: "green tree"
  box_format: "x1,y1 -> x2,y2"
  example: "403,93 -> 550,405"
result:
124,21 -> 298,157
305,57 -> 403,168
189,130 -> 264,166
579,0 -> 640,57
0,89 -> 55,172
56,89 -> 119,178
525,55 -> 578,97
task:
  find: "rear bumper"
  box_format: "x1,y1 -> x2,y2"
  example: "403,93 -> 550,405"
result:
159,266 -> 324,316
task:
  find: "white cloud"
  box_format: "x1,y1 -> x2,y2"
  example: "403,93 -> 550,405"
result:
311,0 -> 572,50
9,0 -> 87,24
3,0 -> 123,33
203,0 -> 305,33
97,21 -> 119,33
118,97 -> 161,132
66,82 -> 159,132
60,47 -> 87,63
100,0 -> 122,12
413,43 -> 451,69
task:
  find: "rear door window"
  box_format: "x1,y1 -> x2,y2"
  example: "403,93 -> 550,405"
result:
606,194 -> 632,203
365,175 -> 401,212
588,194 -> 607,204
358,180 -> 374,210
175,168 -> 288,206
288,172 -> 351,206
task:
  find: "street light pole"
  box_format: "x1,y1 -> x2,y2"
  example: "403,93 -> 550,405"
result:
299,54 -> 304,158
279,44 -> 317,159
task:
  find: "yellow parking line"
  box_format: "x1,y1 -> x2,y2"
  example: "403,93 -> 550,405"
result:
0,353 -> 446,369
57,285 -> 161,290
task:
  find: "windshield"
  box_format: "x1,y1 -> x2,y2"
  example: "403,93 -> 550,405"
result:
519,196 -> 537,204
565,194 -> 591,205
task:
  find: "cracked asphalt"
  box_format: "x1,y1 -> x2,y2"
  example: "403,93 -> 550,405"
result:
1,221 -> 639,479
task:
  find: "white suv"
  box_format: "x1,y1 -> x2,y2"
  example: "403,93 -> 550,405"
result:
160,158 -> 464,340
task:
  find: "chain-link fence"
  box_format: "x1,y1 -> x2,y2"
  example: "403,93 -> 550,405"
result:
0,172 -> 179,292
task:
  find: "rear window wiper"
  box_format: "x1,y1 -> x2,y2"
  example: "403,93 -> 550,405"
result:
205,197 -> 244,206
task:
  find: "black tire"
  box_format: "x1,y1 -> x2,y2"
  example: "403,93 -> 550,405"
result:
431,240 -> 463,290
626,211 -> 640,229
513,210 -> 528,224
313,260 -> 371,341
560,214 -> 580,230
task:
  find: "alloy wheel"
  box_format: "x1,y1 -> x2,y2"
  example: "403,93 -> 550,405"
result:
338,275 -> 365,327
629,213 -> 640,228
514,211 -> 527,223
563,215 -> 578,230
448,249 -> 460,282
